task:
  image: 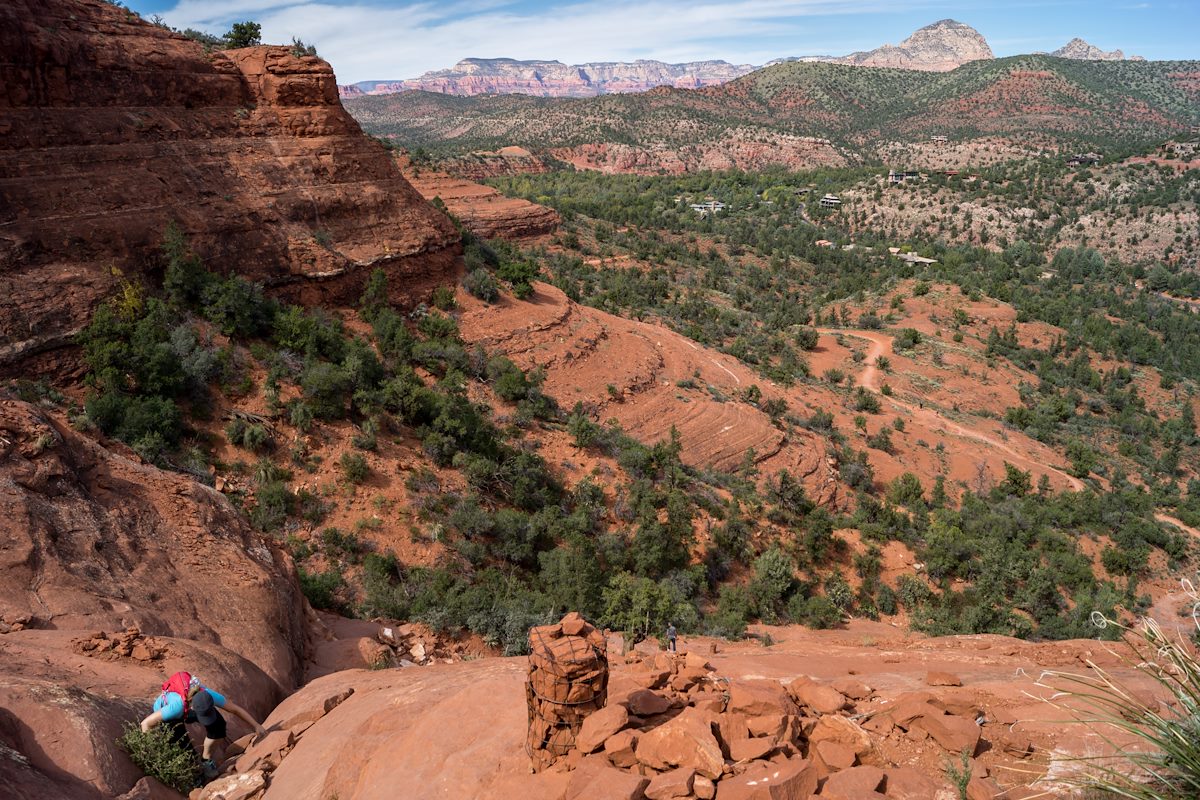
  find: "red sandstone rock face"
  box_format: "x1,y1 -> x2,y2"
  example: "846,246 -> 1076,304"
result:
0,396 -> 308,796
397,155 -> 559,240
458,283 -> 841,502
0,0 -> 459,368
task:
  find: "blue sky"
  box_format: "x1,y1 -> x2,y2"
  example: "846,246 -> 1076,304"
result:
124,1 -> 1198,84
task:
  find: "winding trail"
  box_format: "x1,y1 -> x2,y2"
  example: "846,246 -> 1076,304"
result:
818,328 -> 1086,492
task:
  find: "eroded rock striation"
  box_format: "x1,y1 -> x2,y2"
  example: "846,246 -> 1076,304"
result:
0,0 -> 459,370
397,154 -> 559,239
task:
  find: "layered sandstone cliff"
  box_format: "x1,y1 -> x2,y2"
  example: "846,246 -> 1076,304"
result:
397,154 -> 559,239
340,58 -> 756,99
0,0 -> 459,369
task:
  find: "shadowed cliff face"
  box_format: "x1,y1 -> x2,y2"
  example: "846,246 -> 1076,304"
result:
0,0 -> 460,368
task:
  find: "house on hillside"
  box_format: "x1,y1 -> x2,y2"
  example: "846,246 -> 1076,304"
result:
689,200 -> 727,216
1067,152 -> 1101,166
930,134 -> 949,145
815,239 -> 835,248
819,194 -> 842,208
896,252 -> 938,265
887,170 -> 922,184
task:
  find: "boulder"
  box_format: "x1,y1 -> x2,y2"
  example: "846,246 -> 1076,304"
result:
117,777 -> 186,800
925,671 -> 962,687
625,689 -> 672,717
808,716 -> 873,760
728,682 -> 798,717
645,767 -> 696,799
820,765 -> 885,799
829,679 -> 872,701
715,757 -> 819,799
685,652 -> 713,671
882,767 -> 941,800
604,730 -> 641,769
790,682 -> 849,715
909,713 -> 980,756
813,740 -> 857,771
746,714 -> 789,744
729,737 -> 776,762
565,758 -> 650,800
196,770 -> 267,800
636,706 -> 725,779
714,713 -> 750,756
632,669 -> 673,690
577,704 -> 632,754
966,777 -> 999,800
694,775 -> 717,800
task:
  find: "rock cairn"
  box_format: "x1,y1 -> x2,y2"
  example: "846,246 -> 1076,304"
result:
71,627 -> 168,662
526,612 -> 609,772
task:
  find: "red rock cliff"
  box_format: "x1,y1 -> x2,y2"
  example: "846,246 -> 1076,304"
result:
0,0 -> 460,367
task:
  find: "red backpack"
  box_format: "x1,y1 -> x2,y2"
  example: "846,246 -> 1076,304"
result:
161,671 -> 193,716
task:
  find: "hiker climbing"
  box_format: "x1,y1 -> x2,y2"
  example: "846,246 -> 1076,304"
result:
140,671 -> 266,780
666,622 -> 678,653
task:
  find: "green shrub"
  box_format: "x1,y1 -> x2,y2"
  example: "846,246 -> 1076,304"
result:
298,567 -> 343,610
117,723 -> 198,793
339,451 -> 370,484
464,268 -> 500,302
431,285 -> 457,311
787,594 -> 842,629
854,387 -> 881,413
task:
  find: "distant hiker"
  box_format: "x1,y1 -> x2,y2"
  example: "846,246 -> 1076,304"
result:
140,671 -> 266,779
666,623 -> 677,653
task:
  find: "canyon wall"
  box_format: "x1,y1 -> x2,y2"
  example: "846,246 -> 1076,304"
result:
0,0 -> 460,369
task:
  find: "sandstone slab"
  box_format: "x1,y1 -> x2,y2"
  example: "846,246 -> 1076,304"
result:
715,757 -> 819,800
578,704 -> 632,753
636,706 -> 724,779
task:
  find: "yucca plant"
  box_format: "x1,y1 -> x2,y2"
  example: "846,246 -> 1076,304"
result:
1041,583 -> 1200,800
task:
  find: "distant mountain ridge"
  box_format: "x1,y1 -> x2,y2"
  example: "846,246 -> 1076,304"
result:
346,54 -> 1200,172
339,57 -> 757,98
1052,38 -> 1144,61
338,20 -> 1149,98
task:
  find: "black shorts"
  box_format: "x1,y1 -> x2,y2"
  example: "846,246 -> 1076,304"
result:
201,711 -> 227,741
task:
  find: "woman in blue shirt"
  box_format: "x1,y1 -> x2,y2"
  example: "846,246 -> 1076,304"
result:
140,675 -> 266,778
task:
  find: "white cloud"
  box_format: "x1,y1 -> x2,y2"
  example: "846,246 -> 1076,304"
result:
154,0 -> 948,83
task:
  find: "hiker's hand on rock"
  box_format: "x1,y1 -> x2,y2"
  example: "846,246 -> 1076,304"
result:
255,724 -> 267,738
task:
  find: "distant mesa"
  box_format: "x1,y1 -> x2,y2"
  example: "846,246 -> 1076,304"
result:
1052,37 -> 1145,61
339,57 -> 758,99
340,19 -> 1008,98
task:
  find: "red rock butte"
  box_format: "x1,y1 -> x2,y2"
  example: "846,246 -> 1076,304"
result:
0,0 -> 460,371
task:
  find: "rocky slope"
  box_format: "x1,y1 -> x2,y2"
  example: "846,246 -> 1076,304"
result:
188,619 -> 1171,800
396,155 -> 560,239
0,0 -> 459,373
341,58 -> 756,99
458,282 -> 841,503
0,396 -> 310,798
1052,38 -> 1144,61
